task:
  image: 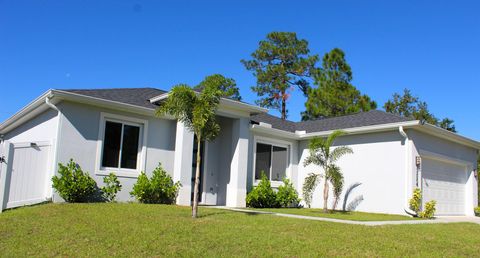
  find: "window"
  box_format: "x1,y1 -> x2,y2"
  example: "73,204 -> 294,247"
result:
255,142 -> 288,181
101,120 -> 141,170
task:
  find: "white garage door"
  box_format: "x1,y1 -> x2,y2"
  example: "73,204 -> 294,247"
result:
0,141 -> 51,211
422,157 -> 468,216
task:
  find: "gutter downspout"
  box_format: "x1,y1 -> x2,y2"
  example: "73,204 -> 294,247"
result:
45,94 -> 62,202
399,126 -> 416,216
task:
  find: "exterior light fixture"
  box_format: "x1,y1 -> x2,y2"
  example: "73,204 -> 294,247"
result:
415,156 -> 421,167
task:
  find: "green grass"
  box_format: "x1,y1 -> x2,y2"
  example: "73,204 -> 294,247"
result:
1,203 -> 479,257
247,208 -> 419,221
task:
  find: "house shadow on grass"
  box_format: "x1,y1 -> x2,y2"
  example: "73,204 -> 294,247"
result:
197,211 -> 231,218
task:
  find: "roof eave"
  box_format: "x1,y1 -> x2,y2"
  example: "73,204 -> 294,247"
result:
251,119 -> 480,150
298,120 -> 421,139
0,89 -> 53,134
149,92 -> 268,114
414,123 -> 480,150
0,90 -> 171,135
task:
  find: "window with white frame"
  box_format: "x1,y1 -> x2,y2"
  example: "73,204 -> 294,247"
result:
101,120 -> 142,170
255,142 -> 288,181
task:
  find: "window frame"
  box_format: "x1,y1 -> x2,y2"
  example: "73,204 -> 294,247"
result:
253,136 -> 292,187
95,112 -> 148,178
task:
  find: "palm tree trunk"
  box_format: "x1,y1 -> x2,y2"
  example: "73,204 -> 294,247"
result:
323,179 -> 329,213
192,136 -> 202,218
333,197 -> 338,211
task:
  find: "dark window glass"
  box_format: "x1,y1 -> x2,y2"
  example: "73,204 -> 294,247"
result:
255,143 -> 272,180
272,146 -> 287,181
120,125 -> 140,169
102,121 -> 122,168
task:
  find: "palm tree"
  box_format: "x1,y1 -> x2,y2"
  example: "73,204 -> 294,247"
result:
157,78 -> 223,218
303,130 -> 353,213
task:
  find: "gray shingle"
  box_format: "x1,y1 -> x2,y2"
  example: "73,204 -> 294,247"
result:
251,110 -> 414,133
59,88 -> 413,134
250,113 -> 298,132
61,88 -> 166,109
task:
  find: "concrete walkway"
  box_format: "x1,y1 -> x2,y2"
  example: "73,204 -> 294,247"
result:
211,207 -> 480,226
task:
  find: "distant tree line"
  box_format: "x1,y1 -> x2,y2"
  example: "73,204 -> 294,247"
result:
192,31 -> 457,132
241,31 -> 456,132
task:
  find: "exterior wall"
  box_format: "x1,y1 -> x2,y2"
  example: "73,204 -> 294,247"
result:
409,129 -> 478,215
4,109 -> 58,144
3,108 -> 59,200
202,116 -> 250,207
55,101 -> 177,202
298,131 -> 407,215
203,116 -> 233,205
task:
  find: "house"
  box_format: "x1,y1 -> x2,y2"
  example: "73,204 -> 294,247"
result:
0,88 -> 478,216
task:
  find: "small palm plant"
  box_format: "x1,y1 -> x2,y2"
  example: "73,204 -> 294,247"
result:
157,77 -> 223,218
303,130 -> 353,213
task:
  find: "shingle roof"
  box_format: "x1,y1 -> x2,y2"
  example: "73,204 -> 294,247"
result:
250,113 -> 298,132
61,88 -> 166,109
251,110 -> 414,133
59,88 -> 413,134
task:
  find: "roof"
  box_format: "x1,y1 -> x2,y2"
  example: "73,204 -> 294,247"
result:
1,88 -> 479,150
63,88 -> 166,109
251,110 -> 415,133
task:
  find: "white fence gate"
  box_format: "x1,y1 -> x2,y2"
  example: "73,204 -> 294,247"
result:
0,141 -> 52,212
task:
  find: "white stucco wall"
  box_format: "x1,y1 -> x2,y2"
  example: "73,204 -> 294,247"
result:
55,101 -> 177,202
298,131 -> 407,215
4,109 -> 59,144
202,116 -> 234,205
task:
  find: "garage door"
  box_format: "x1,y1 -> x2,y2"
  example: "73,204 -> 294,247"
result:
0,141 -> 51,211
422,157 -> 468,216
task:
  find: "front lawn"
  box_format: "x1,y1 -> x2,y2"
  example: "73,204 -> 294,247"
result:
1,203 -> 479,257
247,208 -> 418,221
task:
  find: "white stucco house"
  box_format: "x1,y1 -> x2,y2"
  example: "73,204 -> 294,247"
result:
0,88 -> 478,216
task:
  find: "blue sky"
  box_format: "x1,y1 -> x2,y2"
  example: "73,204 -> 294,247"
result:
1,1 -> 479,140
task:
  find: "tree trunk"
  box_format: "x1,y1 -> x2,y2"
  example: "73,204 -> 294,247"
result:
332,197 -> 338,211
281,94 -> 286,120
192,136 -> 202,218
323,179 -> 329,213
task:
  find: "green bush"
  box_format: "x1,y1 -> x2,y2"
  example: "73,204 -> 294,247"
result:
130,164 -> 181,204
409,188 -> 422,213
246,173 -> 279,208
419,200 -> 437,219
101,173 -> 122,202
52,159 -> 97,203
474,207 -> 480,217
276,178 -> 300,208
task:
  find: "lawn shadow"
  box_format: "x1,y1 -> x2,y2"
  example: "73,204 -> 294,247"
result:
197,210 -> 230,218
1,200 -> 52,213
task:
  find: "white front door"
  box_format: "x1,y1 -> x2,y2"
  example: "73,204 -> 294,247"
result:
422,157 -> 468,216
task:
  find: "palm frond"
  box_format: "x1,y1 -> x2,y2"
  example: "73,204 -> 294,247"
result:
325,130 -> 346,149
302,173 -> 321,208
303,152 -> 326,167
156,84 -> 197,129
329,146 -> 353,163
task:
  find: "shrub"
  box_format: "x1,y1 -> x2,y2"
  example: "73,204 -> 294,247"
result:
474,207 -> 480,217
101,173 -> 122,202
409,188 -> 422,213
246,172 -> 279,208
276,178 -> 300,208
419,200 -> 437,219
130,164 -> 181,204
52,159 -> 97,203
